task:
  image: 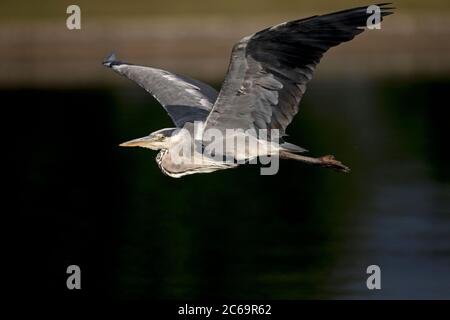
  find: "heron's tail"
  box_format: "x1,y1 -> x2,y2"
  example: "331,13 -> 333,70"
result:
280,142 -> 307,153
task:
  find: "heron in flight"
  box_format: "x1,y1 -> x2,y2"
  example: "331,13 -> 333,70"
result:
104,4 -> 393,178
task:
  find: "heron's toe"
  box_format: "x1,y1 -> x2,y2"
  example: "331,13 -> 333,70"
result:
319,155 -> 350,173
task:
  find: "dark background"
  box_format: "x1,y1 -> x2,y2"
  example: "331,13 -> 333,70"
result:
3,1 -> 450,299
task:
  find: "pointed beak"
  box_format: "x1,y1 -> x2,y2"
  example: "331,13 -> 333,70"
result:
119,136 -> 152,147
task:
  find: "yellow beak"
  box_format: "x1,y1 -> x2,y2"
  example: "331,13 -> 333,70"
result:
119,136 -> 152,147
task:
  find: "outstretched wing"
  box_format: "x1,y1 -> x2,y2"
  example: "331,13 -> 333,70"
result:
204,4 -> 394,137
103,53 -> 219,127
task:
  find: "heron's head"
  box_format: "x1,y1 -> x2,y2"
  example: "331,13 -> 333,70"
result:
119,128 -> 176,150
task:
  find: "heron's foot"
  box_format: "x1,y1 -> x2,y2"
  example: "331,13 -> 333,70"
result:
318,155 -> 350,173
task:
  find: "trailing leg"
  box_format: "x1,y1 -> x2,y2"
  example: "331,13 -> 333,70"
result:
279,151 -> 350,173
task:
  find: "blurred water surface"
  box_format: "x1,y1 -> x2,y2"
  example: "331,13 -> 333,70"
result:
8,76 -> 450,299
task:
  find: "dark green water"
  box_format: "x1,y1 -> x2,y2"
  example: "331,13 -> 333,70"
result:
8,77 -> 450,299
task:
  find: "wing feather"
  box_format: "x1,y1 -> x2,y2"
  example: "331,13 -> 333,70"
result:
204,4 -> 394,137
103,53 -> 219,127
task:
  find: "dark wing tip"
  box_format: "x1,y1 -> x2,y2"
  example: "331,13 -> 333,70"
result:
368,3 -> 395,23
102,52 -> 118,67
377,3 -> 396,14
376,2 -> 394,9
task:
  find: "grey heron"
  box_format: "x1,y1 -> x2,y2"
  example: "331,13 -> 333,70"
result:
104,4 -> 393,178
